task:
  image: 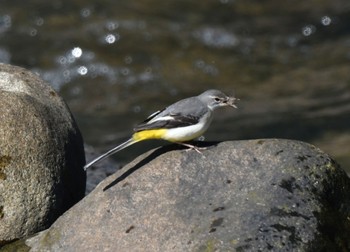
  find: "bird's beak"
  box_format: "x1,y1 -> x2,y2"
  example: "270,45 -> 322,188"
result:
227,97 -> 239,108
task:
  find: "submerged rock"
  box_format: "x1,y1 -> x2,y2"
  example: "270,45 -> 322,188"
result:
24,139 -> 350,251
0,63 -> 86,245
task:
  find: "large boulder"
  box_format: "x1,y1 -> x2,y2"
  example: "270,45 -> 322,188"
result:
22,139 -> 350,251
0,63 -> 86,245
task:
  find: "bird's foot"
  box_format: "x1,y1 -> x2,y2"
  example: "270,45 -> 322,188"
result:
176,142 -> 207,154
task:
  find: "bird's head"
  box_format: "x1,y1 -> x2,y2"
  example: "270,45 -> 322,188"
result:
198,89 -> 239,111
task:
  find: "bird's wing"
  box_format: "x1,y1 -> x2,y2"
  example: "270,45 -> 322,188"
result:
133,113 -> 200,132
134,96 -> 208,132
139,109 -> 164,124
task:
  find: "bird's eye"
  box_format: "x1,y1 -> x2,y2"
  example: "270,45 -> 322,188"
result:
214,97 -> 221,102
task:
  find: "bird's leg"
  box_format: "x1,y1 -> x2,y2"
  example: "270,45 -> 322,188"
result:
175,142 -> 207,154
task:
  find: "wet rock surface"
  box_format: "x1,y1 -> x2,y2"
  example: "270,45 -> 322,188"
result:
22,139 -> 350,251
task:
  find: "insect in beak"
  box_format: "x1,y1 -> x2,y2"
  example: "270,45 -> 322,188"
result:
226,97 -> 239,108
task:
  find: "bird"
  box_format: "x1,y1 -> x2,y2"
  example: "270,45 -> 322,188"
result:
84,89 -> 238,170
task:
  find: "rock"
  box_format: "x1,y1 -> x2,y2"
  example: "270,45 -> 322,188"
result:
24,139 -> 350,251
0,63 -> 86,245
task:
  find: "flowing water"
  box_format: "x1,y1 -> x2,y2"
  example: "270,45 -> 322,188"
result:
1,1 -> 349,178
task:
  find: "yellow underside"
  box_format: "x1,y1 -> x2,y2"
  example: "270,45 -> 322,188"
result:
132,129 -> 168,141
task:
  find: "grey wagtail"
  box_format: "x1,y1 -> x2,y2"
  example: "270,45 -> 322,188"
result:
84,89 -> 238,170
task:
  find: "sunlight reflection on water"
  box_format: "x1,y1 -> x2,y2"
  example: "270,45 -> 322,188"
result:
0,1 -> 349,172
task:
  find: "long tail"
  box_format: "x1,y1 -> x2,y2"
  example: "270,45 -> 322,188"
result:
84,138 -> 137,170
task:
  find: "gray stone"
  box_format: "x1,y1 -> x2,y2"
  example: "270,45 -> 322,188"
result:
25,140 -> 350,251
0,63 -> 86,245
